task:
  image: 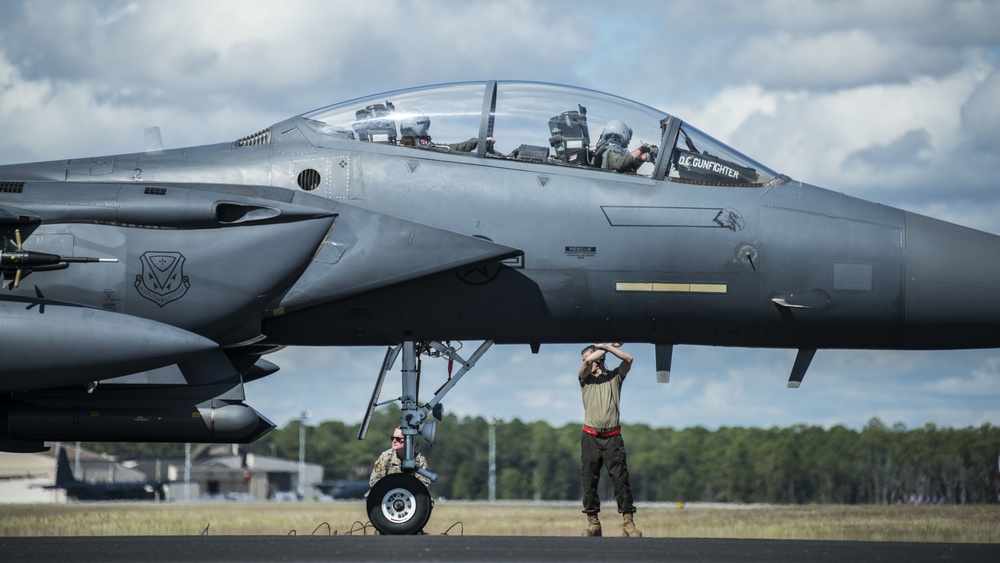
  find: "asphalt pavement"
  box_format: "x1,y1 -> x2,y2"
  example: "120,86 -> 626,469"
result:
2,535 -> 998,563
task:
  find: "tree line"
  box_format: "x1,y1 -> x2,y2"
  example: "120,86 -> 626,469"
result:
86,409 -> 1000,504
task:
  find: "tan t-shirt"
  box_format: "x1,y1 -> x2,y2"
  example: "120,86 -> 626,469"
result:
580,367 -> 623,430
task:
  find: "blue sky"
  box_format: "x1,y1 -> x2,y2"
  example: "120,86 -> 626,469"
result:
1,0 -> 998,431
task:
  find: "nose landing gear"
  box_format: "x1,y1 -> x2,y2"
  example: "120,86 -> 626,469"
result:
361,340 -> 493,535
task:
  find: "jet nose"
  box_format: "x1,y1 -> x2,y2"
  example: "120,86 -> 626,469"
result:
904,211 -> 1000,348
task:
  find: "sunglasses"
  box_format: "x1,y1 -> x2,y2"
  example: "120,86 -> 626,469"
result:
391,436 -> 405,443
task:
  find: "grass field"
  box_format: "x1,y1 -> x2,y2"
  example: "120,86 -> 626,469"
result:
1,501 -> 998,542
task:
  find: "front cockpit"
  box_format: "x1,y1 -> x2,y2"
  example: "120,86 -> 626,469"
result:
298,81 -> 778,187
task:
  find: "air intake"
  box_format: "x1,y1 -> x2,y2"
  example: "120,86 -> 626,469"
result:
216,203 -> 281,224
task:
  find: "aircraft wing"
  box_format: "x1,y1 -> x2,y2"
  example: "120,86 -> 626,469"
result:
273,201 -> 523,313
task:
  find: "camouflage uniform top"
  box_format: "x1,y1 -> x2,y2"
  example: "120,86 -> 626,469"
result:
368,448 -> 431,488
598,142 -> 635,172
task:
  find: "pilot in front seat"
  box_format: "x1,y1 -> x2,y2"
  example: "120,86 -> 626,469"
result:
593,119 -> 655,173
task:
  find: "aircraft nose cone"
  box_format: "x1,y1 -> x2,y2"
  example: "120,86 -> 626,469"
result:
903,211 -> 1000,348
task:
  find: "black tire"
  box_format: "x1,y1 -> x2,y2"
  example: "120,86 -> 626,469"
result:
366,473 -> 432,535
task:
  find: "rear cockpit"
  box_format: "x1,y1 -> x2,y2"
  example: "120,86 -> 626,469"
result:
298,81 -> 778,187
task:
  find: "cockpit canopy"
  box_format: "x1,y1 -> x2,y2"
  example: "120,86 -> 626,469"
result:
300,81 -> 778,187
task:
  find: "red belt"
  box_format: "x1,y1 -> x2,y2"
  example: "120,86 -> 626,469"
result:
583,425 -> 621,438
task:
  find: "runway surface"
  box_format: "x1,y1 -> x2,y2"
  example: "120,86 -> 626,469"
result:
2,535 -> 998,563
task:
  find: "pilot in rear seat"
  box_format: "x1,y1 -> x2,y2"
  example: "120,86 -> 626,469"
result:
400,115 -> 494,153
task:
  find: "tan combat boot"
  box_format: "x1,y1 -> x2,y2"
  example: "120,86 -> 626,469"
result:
622,513 -> 642,537
582,514 -> 602,537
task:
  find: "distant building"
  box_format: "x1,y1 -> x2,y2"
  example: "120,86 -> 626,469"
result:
126,444 -> 323,501
0,443 -> 323,503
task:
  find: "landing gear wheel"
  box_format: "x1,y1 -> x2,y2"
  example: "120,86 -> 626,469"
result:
366,473 -> 432,535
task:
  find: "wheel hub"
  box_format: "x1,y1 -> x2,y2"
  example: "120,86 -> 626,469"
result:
381,487 -> 416,523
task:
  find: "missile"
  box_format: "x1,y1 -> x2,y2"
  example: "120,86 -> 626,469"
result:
0,299 -> 218,391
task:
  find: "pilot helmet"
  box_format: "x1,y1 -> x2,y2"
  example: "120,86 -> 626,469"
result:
599,119 -> 632,146
401,115 -> 431,138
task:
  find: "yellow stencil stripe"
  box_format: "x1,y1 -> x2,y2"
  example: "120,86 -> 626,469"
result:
616,282 -> 727,294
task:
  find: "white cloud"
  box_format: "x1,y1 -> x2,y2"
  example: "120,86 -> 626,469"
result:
927,355 -> 1000,396
733,30 -> 958,90
960,67 -> 1000,152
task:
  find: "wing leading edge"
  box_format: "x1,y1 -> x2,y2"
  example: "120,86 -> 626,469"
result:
272,202 -> 522,314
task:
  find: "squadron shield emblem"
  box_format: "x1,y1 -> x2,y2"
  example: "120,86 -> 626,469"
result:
135,251 -> 190,307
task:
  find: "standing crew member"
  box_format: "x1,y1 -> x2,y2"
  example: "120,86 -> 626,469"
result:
578,342 -> 642,537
